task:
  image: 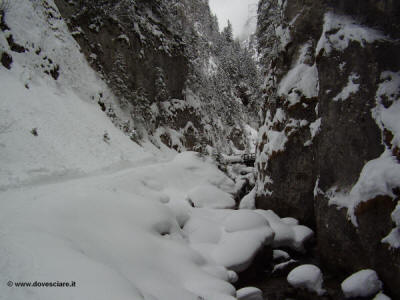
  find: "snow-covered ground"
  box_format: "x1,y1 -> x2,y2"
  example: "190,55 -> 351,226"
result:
0,1 -> 316,299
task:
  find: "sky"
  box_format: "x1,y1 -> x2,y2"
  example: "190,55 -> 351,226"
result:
208,0 -> 259,40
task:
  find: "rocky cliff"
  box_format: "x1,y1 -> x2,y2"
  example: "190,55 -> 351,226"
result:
255,0 -> 400,297
52,0 -> 262,154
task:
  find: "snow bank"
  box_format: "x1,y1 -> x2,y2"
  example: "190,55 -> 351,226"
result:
239,186 -> 257,209
373,292 -> 391,300
184,209 -> 274,272
341,269 -> 382,298
236,287 -> 263,300
186,185 -> 235,209
0,0 -> 150,189
0,151 -> 247,300
287,265 -> 325,296
255,210 -> 314,251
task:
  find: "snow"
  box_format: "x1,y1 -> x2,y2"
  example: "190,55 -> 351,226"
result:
0,0 -> 150,189
309,118 -> 321,140
278,42 -> 319,106
373,292 -> 391,300
328,149 -> 400,226
373,71 -> 400,147
264,129 -> 289,155
0,153 -> 243,300
0,1 -> 319,299
341,269 -> 382,298
239,186 -> 256,209
272,249 -> 290,261
316,12 -> 387,55
327,69 -> 400,243
255,210 -> 314,251
184,209 -> 274,273
382,201 -> 400,248
236,287 -> 263,300
186,184 -> 236,209
287,265 -> 325,296
333,73 -> 360,101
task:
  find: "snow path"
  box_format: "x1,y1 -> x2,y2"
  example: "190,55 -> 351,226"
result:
0,152 -> 237,300
0,151 -> 313,300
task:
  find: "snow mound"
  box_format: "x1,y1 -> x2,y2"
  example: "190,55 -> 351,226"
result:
236,287 -> 263,300
184,209 -> 274,272
287,264 -> 325,296
224,209 -> 269,233
186,185 -> 235,209
273,249 -> 290,261
255,210 -> 314,251
341,269 -> 383,298
373,292 -> 391,300
239,186 -> 257,209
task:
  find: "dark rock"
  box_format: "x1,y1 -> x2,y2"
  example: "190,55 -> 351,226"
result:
6,34 -> 27,53
256,0 -> 400,297
1,51 -> 12,69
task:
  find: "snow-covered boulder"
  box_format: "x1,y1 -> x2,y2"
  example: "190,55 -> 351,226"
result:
272,249 -> 290,262
236,287 -> 263,300
186,185 -> 235,209
341,269 -> 382,298
255,210 -> 313,251
184,209 -> 274,273
287,264 -> 325,296
373,292 -> 391,300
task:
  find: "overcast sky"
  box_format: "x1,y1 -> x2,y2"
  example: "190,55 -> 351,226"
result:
208,0 -> 259,39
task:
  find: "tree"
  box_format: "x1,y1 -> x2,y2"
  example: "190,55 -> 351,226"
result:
222,20 -> 233,43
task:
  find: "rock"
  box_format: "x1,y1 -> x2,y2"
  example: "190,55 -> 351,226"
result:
287,264 -> 325,296
236,287 -> 263,300
341,269 -> 382,298
255,0 -> 400,296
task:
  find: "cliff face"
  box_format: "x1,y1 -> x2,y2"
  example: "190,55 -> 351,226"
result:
256,0 -> 400,296
53,0 -> 262,154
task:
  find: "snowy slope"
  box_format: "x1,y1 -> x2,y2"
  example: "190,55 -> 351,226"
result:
0,2 -> 270,299
0,0 -> 152,189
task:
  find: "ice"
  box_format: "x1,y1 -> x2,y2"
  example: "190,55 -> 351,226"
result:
341,269 -> 382,298
236,287 -> 263,300
287,264 -> 326,296
186,184 -> 236,209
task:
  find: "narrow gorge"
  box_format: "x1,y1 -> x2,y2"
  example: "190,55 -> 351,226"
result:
0,0 -> 399,300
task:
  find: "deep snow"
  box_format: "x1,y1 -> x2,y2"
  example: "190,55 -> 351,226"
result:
0,1 -> 315,299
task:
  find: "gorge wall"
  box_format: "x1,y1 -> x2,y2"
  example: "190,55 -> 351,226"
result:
53,0 -> 262,154
255,0 -> 400,297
